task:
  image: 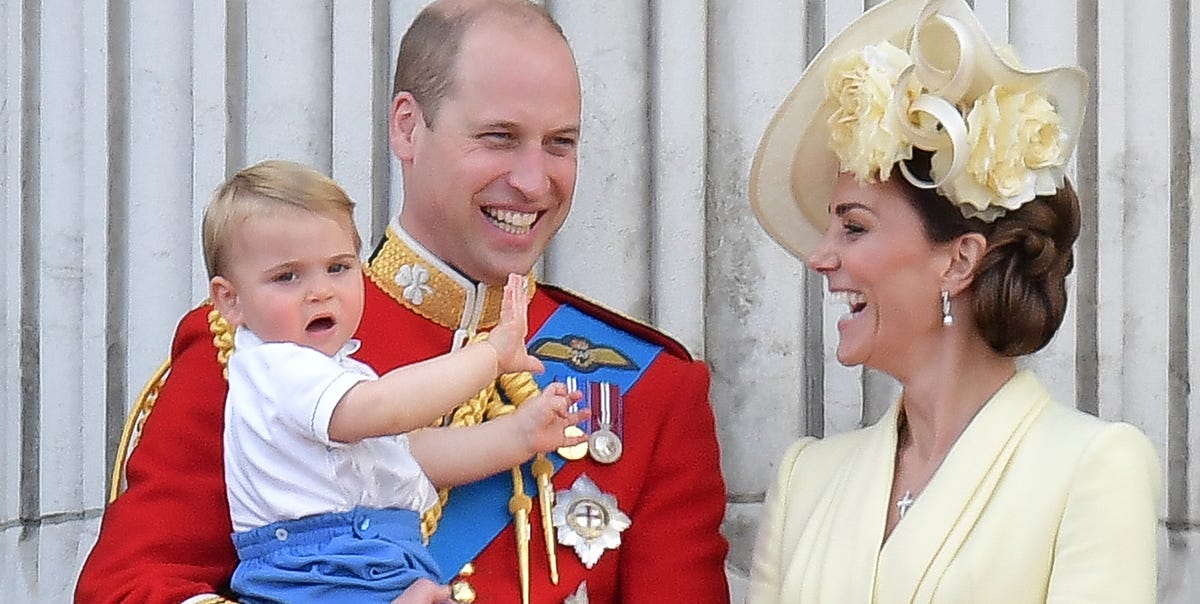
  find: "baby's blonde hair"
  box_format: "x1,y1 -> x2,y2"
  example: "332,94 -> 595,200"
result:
201,160 -> 361,279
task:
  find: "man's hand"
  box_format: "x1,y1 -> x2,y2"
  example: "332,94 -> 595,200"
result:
391,578 -> 454,604
487,273 -> 545,375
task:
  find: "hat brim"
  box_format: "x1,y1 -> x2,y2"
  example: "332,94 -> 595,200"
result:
749,0 -> 925,259
748,0 -> 1088,259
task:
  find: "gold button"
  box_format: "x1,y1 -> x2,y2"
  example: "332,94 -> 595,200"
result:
450,580 -> 477,603
457,562 -> 475,577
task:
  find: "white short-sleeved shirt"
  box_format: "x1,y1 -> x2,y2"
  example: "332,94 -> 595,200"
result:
223,328 -> 439,533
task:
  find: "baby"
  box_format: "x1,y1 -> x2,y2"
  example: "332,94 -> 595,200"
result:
201,159 -> 586,603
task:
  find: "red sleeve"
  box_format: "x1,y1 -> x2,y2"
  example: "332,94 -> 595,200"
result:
618,357 -> 729,603
75,305 -> 238,604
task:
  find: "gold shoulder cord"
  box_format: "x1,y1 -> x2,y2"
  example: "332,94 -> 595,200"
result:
417,333 -> 554,604
418,333 -> 546,543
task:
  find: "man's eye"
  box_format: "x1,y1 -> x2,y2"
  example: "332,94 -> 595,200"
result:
481,132 -> 514,143
546,136 -> 577,156
843,223 -> 866,235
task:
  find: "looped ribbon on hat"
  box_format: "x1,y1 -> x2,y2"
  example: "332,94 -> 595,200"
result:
889,13 -> 974,190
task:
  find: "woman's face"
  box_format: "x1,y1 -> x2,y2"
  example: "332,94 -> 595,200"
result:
806,173 -> 952,372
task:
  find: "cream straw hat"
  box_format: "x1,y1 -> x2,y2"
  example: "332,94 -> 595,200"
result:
749,0 -> 1087,258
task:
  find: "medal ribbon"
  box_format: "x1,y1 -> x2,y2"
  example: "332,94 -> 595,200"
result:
427,303 -> 663,581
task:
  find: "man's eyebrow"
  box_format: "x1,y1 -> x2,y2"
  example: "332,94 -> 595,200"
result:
479,120 -> 518,130
475,120 -> 580,136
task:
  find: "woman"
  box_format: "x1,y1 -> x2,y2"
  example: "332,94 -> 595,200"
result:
745,0 -> 1160,602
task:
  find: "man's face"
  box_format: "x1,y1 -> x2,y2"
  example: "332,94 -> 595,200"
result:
393,17 -> 582,285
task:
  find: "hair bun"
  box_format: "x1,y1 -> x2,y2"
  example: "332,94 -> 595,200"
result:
971,182 -> 1080,356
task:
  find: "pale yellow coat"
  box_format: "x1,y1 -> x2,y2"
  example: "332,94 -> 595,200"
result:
746,370 -> 1160,603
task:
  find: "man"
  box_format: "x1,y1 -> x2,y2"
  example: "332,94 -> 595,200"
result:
75,1 -> 730,603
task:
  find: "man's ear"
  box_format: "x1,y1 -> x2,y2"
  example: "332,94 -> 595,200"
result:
210,276 -> 243,327
943,232 -> 987,296
389,92 -> 424,162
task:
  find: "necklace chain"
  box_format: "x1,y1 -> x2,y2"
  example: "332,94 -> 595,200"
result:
894,414 -> 938,522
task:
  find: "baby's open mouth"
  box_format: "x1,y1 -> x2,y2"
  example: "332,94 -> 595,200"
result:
306,316 -> 336,332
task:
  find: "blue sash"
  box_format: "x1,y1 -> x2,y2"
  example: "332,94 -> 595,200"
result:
426,304 -> 663,581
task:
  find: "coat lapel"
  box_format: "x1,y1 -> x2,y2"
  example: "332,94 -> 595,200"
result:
785,408 -> 898,603
876,370 -> 1050,603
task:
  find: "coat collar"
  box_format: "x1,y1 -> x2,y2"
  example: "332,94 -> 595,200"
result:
364,220 -> 537,337
876,370 -> 1051,601
789,370 -> 1051,603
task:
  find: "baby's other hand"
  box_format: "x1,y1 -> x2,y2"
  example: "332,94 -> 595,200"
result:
487,274 -> 545,375
516,382 -> 589,456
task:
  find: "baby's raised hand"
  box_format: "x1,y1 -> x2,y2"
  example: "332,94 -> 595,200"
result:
516,382 -> 589,456
487,274 -> 545,375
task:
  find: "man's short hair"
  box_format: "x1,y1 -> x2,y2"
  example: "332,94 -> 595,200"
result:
392,0 -> 565,126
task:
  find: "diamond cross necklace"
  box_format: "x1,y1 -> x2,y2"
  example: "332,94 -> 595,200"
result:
896,490 -> 916,519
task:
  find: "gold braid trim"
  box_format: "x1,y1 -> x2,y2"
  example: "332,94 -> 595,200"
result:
108,359 -> 171,503
207,307 -> 235,381
363,227 -> 537,331
419,378 -> 500,542
498,371 -> 542,408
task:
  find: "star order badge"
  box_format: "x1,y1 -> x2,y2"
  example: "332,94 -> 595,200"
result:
562,581 -> 589,604
552,474 -> 630,569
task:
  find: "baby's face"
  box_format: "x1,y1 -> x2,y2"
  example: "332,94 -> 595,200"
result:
219,207 -> 364,356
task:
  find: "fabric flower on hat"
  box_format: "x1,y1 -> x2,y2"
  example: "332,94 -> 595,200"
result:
826,42 -> 921,182
818,1 -> 1080,224
932,86 -> 1066,221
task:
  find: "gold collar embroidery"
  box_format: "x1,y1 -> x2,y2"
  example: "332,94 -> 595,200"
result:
364,225 -> 537,333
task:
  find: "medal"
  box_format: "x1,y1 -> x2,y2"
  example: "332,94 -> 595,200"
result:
587,382 -> 623,464
552,474 -> 630,569
587,428 -> 622,464
557,377 -> 589,460
558,425 -> 589,461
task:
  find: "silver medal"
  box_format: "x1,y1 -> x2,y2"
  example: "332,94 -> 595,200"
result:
587,382 -> 623,463
587,428 -> 622,464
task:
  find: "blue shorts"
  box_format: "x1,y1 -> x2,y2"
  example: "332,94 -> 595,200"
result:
231,507 -> 441,604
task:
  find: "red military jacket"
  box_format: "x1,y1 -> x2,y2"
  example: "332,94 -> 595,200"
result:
76,227 -> 730,603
